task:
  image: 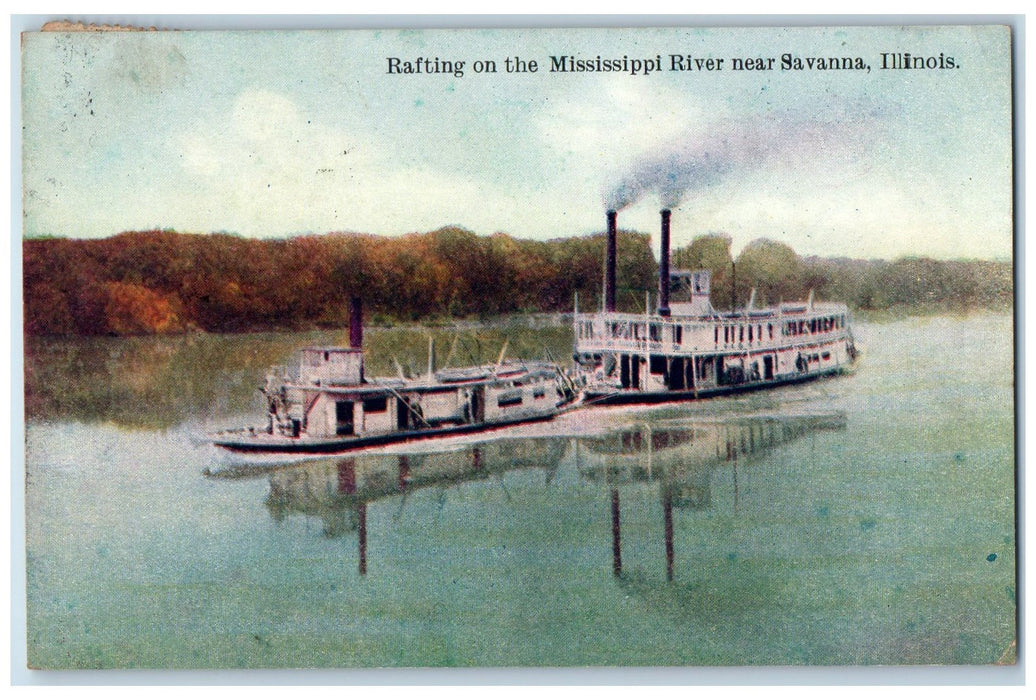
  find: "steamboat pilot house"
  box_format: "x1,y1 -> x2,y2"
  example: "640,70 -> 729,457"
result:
573,209 -> 857,403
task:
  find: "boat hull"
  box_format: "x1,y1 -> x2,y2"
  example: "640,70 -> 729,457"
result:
213,407 -> 561,454
583,365 -> 850,406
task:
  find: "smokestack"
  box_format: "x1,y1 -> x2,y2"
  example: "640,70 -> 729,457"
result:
606,210 -> 617,312
349,296 -> 363,349
658,209 -> 671,317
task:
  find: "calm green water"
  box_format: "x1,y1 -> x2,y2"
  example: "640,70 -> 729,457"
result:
24,315 -> 1016,668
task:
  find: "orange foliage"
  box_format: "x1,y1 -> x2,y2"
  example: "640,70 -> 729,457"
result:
104,281 -> 185,335
22,227 -> 661,335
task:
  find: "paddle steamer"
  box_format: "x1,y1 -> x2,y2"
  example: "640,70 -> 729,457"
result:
572,208 -> 857,403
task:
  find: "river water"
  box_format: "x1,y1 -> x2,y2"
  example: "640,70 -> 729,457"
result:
22,315 -> 1016,668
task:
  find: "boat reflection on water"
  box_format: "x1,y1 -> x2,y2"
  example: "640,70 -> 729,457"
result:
257,437 -> 569,575
208,412 -> 846,579
573,413 -> 847,580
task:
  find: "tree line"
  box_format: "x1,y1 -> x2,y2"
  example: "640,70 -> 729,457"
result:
23,227 -> 1011,336
674,235 -> 1012,315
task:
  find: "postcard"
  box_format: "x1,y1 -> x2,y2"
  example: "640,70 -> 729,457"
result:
20,22 -> 1015,671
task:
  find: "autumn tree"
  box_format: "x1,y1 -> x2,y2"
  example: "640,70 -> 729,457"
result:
22,227 -> 1012,336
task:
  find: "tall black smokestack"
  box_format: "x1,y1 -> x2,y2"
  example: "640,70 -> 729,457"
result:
658,209 -> 671,317
606,210 -> 617,312
349,296 -> 363,349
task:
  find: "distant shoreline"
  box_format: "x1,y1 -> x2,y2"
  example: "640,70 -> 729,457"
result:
23,228 -> 1012,337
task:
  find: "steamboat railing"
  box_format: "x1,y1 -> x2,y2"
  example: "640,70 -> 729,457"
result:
574,304 -> 851,356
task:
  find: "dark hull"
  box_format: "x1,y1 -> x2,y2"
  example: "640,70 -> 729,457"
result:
214,408 -> 560,455
584,366 -> 849,406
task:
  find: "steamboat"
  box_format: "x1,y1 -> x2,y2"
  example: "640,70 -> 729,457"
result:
572,208 -> 857,403
213,298 -> 577,454
214,207 -> 857,454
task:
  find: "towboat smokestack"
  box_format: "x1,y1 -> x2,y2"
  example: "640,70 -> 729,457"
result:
606,209 -> 617,312
349,296 -> 363,349
658,209 -> 671,317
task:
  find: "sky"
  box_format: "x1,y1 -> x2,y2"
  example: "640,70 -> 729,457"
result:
20,25 -> 1014,261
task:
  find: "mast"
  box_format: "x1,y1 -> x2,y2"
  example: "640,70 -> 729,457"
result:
643,291 -> 651,388
730,262 -> 737,313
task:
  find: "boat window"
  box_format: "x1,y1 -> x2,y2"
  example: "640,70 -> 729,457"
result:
768,323 -> 773,340
739,326 -> 744,343
497,392 -> 523,408
674,326 -> 683,344
650,324 -> 661,342
715,327 -> 719,344
748,325 -> 753,342
533,386 -> 546,399
362,397 -> 388,413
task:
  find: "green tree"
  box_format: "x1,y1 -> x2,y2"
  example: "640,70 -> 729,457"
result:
673,234 -> 734,310
735,238 -> 804,307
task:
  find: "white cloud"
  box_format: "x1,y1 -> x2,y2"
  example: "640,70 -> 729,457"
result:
536,80 -> 707,170
160,89 -> 537,238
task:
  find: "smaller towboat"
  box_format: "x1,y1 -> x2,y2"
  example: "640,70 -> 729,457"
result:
213,299 -> 578,454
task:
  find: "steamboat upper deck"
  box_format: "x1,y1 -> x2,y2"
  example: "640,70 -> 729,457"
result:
575,299 -> 852,358
572,209 -> 857,402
